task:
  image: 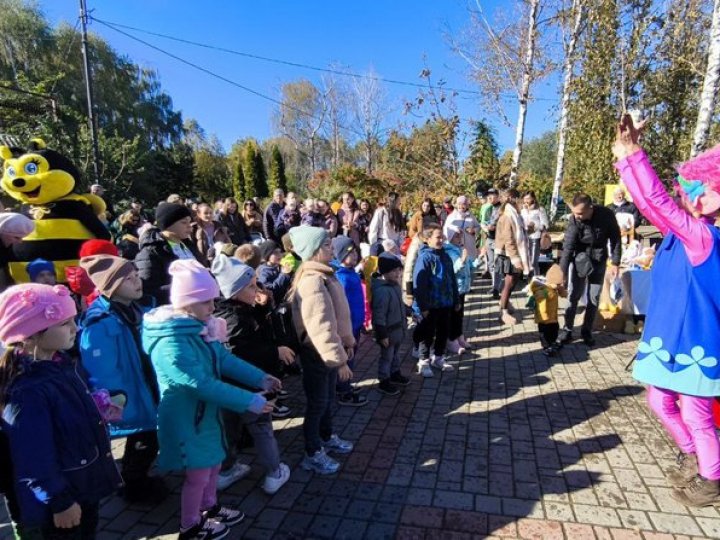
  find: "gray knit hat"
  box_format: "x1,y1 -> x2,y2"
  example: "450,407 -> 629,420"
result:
211,253 -> 255,299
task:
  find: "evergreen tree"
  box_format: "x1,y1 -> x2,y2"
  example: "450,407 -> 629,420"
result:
233,156 -> 245,202
254,149 -> 269,198
268,145 -> 288,193
463,120 -> 500,189
243,140 -> 258,200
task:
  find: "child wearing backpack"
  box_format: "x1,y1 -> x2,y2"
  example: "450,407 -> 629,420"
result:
143,259 -> 281,540
372,253 -> 410,395
528,264 -> 567,356
0,284 -> 123,539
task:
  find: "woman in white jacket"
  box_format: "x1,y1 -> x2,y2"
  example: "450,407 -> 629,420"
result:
520,191 -> 549,276
368,192 -> 406,245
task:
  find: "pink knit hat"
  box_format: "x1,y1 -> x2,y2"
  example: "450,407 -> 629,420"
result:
169,259 -> 219,309
0,284 -> 77,344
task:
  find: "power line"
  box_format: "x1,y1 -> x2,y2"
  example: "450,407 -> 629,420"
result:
89,16 -> 556,103
91,18 -> 370,140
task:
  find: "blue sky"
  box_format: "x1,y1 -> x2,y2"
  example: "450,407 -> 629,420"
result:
42,0 -> 560,155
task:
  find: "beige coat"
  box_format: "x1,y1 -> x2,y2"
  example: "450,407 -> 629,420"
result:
291,261 -> 355,367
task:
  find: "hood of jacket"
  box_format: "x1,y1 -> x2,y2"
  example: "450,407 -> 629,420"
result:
142,306 -> 206,354
371,275 -> 397,295
138,226 -> 167,250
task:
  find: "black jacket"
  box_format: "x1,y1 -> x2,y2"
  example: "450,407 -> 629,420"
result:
560,205 -> 621,275
217,212 -> 250,245
214,298 -> 279,374
134,228 -> 200,305
607,200 -> 641,229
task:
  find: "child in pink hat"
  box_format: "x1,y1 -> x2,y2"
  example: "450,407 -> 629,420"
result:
143,259 -> 282,540
0,283 -> 123,537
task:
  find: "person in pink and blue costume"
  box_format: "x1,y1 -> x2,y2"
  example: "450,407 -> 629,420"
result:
613,114 -> 720,507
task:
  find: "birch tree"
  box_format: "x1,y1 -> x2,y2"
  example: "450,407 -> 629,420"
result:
351,68 -> 388,174
550,0 -> 587,219
691,0 -> 720,156
450,0 -> 554,187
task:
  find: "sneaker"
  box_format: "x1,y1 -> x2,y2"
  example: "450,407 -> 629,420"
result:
430,355 -> 455,372
276,390 -> 290,402
262,462 -> 290,495
322,434 -> 354,454
446,339 -> 466,355
558,329 -> 574,345
581,331 -> 596,347
378,379 -> 400,396
411,344 -> 420,358
457,336 -> 474,351
179,518 -> 228,540
216,462 -> 251,491
667,452 -> 699,488
204,504 -> 245,526
337,392 -> 368,407
671,474 -> 720,507
301,448 -> 340,475
542,346 -> 557,357
272,403 -> 292,418
390,371 -> 411,386
417,360 -> 433,378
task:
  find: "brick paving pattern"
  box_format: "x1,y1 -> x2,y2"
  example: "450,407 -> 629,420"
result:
1,277 -> 719,539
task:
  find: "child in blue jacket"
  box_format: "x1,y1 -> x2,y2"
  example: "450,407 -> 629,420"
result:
256,240 -> 292,305
413,223 -> 459,376
143,259 -> 281,540
331,236 -> 368,407
79,254 -> 166,504
0,284 -> 123,539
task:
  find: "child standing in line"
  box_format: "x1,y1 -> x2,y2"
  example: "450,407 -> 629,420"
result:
256,241 -> 293,306
143,259 -> 281,540
331,236 -> 368,407
413,223 -> 459,376
0,284 -> 123,539
528,264 -> 566,356
212,255 -> 292,495
372,253 -> 410,395
26,258 -> 56,285
444,231 -> 476,355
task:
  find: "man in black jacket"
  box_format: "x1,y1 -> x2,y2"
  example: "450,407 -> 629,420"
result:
263,189 -> 285,243
559,193 -> 621,346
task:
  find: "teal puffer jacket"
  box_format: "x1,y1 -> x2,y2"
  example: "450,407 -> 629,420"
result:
142,307 -> 267,471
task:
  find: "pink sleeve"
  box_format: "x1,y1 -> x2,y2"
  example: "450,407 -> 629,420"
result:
614,149 -> 714,266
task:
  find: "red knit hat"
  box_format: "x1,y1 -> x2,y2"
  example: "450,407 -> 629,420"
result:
79,239 -> 118,258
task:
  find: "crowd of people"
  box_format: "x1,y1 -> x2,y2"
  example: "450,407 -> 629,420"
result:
2,117 -> 720,540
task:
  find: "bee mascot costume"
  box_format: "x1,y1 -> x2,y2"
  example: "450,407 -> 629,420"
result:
0,139 -> 111,283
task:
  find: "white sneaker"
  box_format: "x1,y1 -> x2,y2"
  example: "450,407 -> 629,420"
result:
431,355 -> 455,372
446,340 -> 466,355
216,462 -> 251,491
417,360 -> 433,378
262,462 -> 290,495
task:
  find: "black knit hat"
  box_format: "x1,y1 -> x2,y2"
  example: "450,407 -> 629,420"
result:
258,240 -> 280,262
378,252 -> 403,275
155,202 -> 192,231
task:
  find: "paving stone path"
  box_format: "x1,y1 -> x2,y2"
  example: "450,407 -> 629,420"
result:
2,276 -> 719,539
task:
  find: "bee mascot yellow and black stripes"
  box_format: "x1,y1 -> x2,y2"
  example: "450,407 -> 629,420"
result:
0,139 -> 111,283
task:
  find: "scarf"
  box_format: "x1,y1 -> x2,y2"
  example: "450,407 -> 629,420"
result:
504,204 -> 530,275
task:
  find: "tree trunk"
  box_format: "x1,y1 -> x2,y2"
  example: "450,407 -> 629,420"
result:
550,0 -> 585,220
365,137 -> 373,174
691,0 -> 720,157
509,0 -> 540,187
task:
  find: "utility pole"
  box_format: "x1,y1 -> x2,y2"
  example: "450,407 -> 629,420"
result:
79,0 -> 101,184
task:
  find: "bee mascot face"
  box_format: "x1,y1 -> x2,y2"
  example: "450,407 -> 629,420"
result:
0,139 -> 111,283
1,140 -> 79,205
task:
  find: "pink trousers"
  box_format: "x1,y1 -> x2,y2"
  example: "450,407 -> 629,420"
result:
647,386 -> 720,480
181,464 -> 221,529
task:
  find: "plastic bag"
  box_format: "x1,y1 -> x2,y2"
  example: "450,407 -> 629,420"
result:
609,278 -> 623,305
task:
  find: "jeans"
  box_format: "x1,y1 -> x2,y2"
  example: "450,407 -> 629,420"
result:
563,261 -> 605,336
486,239 -> 503,293
20,503 -> 99,540
528,237 -> 541,276
181,465 -> 220,529
647,386 -> 720,480
378,341 -> 402,380
300,347 -> 337,456
417,307 -> 452,360
241,412 -> 280,475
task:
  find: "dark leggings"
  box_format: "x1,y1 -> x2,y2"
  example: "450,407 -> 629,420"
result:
449,294 -> 466,340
